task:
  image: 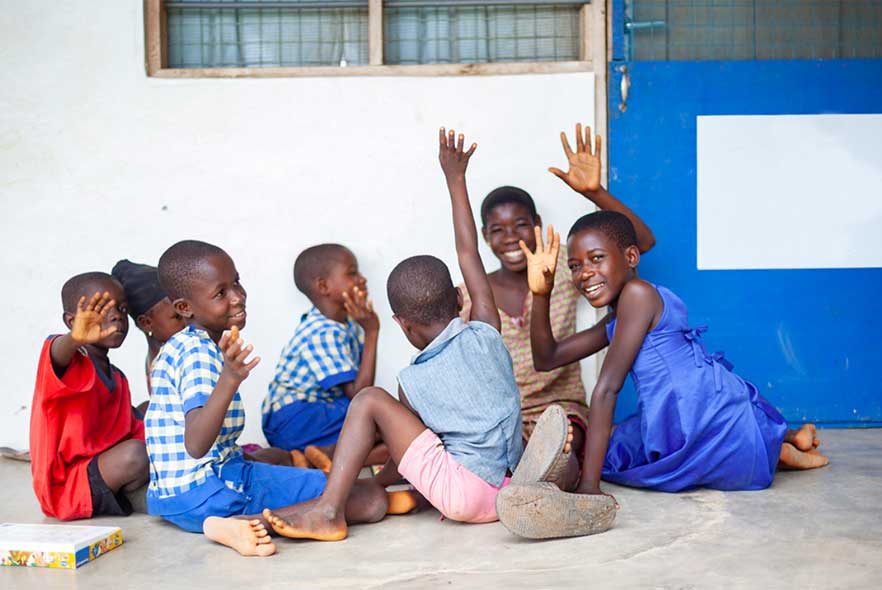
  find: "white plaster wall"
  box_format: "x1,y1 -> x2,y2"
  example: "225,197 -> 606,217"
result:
0,1 -> 598,448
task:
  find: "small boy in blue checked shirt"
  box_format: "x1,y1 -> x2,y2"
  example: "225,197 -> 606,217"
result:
262,244 -> 387,466
145,240 -> 387,557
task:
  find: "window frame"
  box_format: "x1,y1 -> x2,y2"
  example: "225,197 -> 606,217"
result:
144,0 -> 603,77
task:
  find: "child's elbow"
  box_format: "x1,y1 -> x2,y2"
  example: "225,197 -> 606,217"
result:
533,355 -> 554,372
184,438 -> 207,460
592,378 -> 624,403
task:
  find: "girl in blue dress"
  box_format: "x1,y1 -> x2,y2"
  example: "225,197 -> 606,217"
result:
519,210 -> 828,499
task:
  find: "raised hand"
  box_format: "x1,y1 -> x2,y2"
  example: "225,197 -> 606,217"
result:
548,123 -> 602,194
438,127 -> 477,181
218,325 -> 260,383
70,292 -> 118,345
343,286 -> 379,332
518,225 -> 560,296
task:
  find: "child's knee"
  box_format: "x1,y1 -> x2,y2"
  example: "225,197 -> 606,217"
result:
350,387 -> 392,411
362,482 -> 388,523
119,440 -> 149,474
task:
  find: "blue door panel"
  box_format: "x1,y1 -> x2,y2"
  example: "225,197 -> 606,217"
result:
608,59 -> 882,426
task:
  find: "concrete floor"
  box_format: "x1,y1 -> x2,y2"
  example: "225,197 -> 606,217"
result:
2,429 -> 881,589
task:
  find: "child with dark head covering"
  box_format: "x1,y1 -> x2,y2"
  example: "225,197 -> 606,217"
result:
112,260 -> 185,398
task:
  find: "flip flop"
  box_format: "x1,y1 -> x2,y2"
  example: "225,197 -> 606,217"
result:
0,447 -> 31,462
511,405 -> 568,485
495,482 -> 618,539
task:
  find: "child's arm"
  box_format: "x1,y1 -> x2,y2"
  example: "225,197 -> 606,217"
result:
184,327 -> 260,459
549,123 -> 656,253
578,281 -> 660,494
340,286 -> 379,399
519,227 -> 610,371
438,127 -> 500,331
50,292 -> 119,376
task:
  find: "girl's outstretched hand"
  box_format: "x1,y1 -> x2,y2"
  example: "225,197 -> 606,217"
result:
438,127 -> 477,181
70,292 -> 118,345
549,123 -> 602,194
218,325 -> 260,383
519,225 -> 560,296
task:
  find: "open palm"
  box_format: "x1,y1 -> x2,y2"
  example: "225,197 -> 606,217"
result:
549,123 -> 602,194
519,225 -> 560,296
70,292 -> 118,344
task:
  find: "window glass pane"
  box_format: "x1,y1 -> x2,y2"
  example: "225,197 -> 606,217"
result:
628,0 -> 882,62
384,4 -> 581,65
167,1 -> 369,68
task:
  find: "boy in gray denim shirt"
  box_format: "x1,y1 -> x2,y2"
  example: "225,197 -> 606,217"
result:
262,129 -> 524,541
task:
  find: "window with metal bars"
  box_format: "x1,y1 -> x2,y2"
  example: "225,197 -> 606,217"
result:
625,0 -> 882,62
162,0 -> 586,69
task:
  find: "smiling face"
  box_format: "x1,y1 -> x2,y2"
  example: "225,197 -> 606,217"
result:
174,253 -> 247,341
566,228 -> 640,309
482,202 -> 541,273
321,249 -> 366,303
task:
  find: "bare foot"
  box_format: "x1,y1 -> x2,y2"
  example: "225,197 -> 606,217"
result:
290,449 -> 310,468
305,446 -> 332,473
545,422 -> 574,489
386,490 -> 421,515
789,424 -> 820,451
202,517 -> 276,557
262,504 -> 347,542
779,442 -> 829,470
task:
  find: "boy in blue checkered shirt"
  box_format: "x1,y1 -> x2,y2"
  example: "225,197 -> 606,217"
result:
145,240 -> 387,557
262,244 -> 387,465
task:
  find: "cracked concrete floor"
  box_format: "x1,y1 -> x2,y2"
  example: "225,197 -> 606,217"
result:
2,429 -> 881,589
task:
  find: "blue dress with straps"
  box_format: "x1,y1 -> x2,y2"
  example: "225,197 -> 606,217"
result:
602,284 -> 787,491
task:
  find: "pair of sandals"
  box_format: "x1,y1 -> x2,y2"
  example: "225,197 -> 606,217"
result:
496,405 -> 617,539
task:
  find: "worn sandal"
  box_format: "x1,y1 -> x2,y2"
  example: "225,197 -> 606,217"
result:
496,482 -> 618,539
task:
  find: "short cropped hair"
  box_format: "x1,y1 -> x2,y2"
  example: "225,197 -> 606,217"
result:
158,240 -> 227,300
480,186 -> 538,227
61,272 -> 118,314
567,210 -> 637,249
387,255 -> 458,325
293,243 -> 351,297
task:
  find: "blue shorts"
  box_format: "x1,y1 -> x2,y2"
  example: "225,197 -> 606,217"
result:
162,459 -> 326,533
262,397 -> 350,451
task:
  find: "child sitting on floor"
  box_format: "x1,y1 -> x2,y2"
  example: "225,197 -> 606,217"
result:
498,211 -> 828,537
30,272 -> 148,520
261,128 -> 535,541
113,257 -> 292,467
145,240 -> 388,556
262,243 -> 387,468
111,259 -> 186,409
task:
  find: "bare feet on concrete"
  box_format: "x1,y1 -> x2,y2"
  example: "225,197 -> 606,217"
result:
263,503 -> 347,542
202,517 -> 276,557
305,446 -> 333,473
290,449 -> 310,468
779,441 -> 829,470
788,423 -> 821,451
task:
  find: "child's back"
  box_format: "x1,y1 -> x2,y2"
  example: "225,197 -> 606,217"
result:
398,316 -> 522,486
602,284 -> 787,491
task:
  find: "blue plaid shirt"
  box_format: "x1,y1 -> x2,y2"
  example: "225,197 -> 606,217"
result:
263,308 -> 364,417
145,325 -> 245,514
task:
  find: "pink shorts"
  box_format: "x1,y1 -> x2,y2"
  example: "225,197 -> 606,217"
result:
398,429 -> 510,524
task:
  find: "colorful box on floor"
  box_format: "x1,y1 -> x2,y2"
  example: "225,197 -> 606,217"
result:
0,523 -> 123,569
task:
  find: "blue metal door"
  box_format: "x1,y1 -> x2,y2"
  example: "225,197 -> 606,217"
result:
608,0 -> 882,426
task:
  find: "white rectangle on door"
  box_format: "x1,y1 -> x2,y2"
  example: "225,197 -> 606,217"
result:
697,114 -> 882,270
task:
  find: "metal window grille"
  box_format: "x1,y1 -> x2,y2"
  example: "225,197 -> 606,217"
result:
383,4 -> 583,65
165,0 -> 585,68
626,0 -> 882,62
166,1 -> 370,68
